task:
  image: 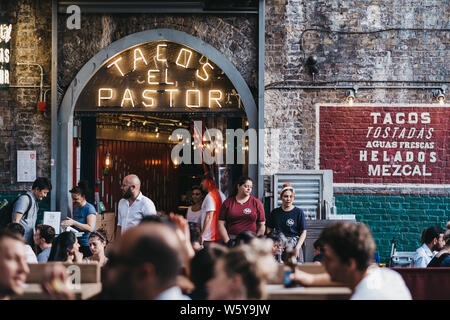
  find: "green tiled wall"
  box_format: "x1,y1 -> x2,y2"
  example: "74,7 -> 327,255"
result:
335,194 -> 450,264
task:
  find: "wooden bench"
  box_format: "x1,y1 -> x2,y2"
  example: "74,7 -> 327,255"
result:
269,263 -> 328,284
14,262 -> 102,300
26,262 -> 101,284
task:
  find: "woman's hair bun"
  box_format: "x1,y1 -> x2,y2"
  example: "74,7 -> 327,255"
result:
282,182 -> 292,188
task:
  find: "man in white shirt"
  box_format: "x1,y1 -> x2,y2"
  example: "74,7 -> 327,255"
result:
291,222 -> 412,300
116,174 -> 156,238
412,226 -> 445,267
200,175 -> 226,245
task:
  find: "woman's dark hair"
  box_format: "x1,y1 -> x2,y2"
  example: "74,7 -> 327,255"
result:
266,229 -> 287,247
190,243 -> 227,289
32,177 -> 52,191
48,231 -> 77,262
6,223 -> 25,237
69,180 -> 91,199
234,230 -> 256,246
89,228 -> 108,244
231,176 -> 253,197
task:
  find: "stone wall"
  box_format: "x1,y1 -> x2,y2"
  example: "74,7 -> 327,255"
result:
0,0 -> 51,190
264,0 -> 449,263
58,13 -> 258,99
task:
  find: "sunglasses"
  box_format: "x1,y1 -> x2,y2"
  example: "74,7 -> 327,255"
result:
192,193 -> 202,196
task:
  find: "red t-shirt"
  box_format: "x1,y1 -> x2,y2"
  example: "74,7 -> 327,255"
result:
219,196 -> 265,236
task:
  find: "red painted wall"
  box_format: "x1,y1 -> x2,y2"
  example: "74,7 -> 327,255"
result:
318,105 -> 449,184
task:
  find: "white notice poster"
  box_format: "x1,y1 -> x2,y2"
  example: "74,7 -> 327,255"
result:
43,211 -> 61,234
17,150 -> 36,182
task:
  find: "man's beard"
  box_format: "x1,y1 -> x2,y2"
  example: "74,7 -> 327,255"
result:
433,242 -> 443,251
122,187 -> 132,199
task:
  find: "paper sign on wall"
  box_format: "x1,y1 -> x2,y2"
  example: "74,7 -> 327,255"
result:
17,150 -> 36,182
43,211 -> 61,234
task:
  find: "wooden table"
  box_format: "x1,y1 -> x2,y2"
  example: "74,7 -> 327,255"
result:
266,284 -> 352,300
14,283 -> 102,300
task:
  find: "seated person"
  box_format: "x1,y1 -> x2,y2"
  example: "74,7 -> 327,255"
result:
312,238 -> 324,264
290,222 -> 412,300
48,231 -> 83,263
266,229 -> 287,263
85,230 -> 109,267
413,226 -> 445,267
6,223 -> 37,264
34,224 -> 55,262
427,229 -> 450,267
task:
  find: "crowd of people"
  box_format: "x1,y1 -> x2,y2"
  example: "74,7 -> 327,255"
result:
0,175 -> 448,301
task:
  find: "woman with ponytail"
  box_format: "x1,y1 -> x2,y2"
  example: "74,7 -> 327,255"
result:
266,182 -> 307,262
62,180 -> 97,258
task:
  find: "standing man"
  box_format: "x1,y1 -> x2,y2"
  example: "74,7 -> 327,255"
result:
412,226 -> 445,267
116,174 -> 156,238
12,177 -> 52,246
0,229 -> 30,300
33,224 -> 55,262
200,174 -> 226,245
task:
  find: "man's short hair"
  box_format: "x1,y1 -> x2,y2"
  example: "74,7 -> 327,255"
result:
319,222 -> 375,271
0,229 -> 25,246
313,238 -> 324,252
32,177 -> 52,191
126,231 -> 183,286
36,224 -> 56,244
422,226 -> 445,245
6,223 -> 25,237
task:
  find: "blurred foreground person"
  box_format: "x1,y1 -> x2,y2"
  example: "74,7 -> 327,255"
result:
290,222 -> 412,300
100,223 -> 190,300
189,243 -> 227,300
6,223 -> 37,263
207,238 -> 277,300
0,230 -> 30,300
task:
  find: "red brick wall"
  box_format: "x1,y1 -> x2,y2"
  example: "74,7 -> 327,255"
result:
318,105 -> 449,184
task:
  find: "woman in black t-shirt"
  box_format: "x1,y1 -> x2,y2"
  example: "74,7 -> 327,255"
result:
266,182 -> 307,262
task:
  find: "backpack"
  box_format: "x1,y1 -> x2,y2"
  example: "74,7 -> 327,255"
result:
0,193 -> 33,228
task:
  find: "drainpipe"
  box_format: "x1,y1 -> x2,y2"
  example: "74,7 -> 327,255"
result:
15,62 -> 45,102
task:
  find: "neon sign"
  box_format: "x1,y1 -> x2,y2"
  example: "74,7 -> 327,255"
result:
75,41 -> 242,112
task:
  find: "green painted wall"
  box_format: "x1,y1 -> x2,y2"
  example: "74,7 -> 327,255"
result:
335,194 -> 450,264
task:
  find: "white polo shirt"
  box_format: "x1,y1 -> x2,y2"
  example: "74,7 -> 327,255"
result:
117,192 -> 156,234
351,267 -> 412,300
